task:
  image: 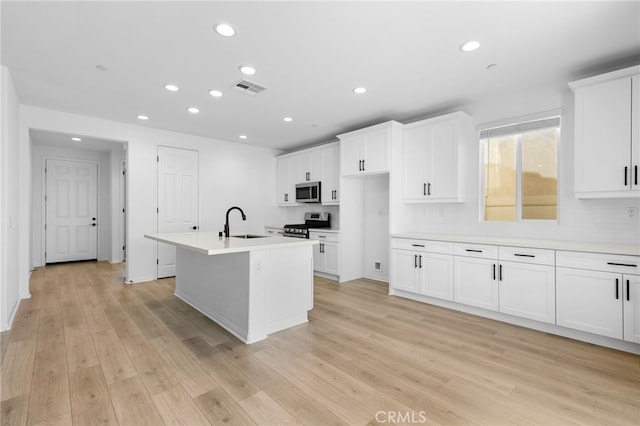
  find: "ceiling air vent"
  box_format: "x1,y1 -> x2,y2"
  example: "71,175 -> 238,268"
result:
232,79 -> 267,96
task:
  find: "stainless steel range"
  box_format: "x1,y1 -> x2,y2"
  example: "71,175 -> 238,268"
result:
283,212 -> 330,239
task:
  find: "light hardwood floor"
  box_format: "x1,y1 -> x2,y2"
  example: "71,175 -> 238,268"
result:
1,261 -> 639,425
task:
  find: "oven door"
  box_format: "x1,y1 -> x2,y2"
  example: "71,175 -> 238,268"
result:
295,182 -> 321,203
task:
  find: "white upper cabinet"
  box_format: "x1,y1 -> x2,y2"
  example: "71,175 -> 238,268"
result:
276,142 -> 340,205
321,144 -> 340,204
276,155 -> 298,205
297,150 -> 324,183
570,66 -> 640,198
401,111 -> 472,202
338,121 -> 401,177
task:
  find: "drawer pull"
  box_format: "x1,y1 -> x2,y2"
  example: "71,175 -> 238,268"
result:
607,262 -> 637,268
465,249 -> 483,253
318,236 -> 327,239
514,253 -> 535,258
412,244 -> 425,247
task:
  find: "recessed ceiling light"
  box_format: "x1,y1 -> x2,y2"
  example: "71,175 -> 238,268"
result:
164,84 -> 180,92
215,23 -> 236,37
186,107 -> 200,114
353,87 -> 367,94
239,135 -> 248,140
283,117 -> 293,122
209,89 -> 223,97
71,137 -> 82,142
239,65 -> 256,75
137,115 -> 149,120
460,40 -> 480,52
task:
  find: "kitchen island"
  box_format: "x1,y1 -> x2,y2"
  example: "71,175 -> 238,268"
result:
144,232 -> 317,343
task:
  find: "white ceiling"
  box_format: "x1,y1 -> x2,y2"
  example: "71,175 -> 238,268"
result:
2,1 -> 639,152
30,129 -> 126,153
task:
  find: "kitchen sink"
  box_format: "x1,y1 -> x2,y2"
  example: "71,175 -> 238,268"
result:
231,234 -> 268,239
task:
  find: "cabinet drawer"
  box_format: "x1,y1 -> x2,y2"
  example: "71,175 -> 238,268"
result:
391,238 -> 453,254
454,242 -> 498,259
499,246 -> 555,266
556,250 -> 639,274
309,232 -> 340,243
265,227 -> 284,236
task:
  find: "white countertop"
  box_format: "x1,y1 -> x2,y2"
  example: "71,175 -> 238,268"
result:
391,233 -> 640,256
145,231 -> 318,256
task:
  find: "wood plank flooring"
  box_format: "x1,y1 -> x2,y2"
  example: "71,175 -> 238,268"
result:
1,261 -> 639,425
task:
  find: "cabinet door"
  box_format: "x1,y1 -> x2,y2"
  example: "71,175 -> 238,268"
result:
341,135 -> 364,176
321,145 -> 339,203
297,152 -> 312,182
298,150 -> 323,183
499,262 -> 555,324
312,243 -> 324,272
420,253 -> 454,301
362,129 -> 390,174
402,126 -> 428,200
556,267 -> 623,339
623,274 -> 640,343
454,256 -> 499,311
390,250 -> 420,293
427,120 -> 457,199
276,156 -> 296,205
575,76 -> 633,194
323,242 -> 340,276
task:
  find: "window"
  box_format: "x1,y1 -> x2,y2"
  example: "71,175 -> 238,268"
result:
481,116 -> 559,221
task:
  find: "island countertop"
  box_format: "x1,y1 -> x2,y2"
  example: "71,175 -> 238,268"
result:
145,231 -> 318,256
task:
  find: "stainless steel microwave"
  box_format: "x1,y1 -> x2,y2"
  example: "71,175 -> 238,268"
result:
295,181 -> 321,203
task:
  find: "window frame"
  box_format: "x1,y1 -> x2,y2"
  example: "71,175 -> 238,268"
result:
478,111 -> 561,223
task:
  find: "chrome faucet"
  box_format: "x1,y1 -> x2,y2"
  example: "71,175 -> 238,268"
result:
224,206 -> 246,238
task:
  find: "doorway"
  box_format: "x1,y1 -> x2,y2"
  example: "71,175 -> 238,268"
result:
45,159 -> 98,263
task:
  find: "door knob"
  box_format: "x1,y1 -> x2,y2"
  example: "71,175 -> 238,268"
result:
92,223 -> 97,227
92,217 -> 96,221
192,226 -> 198,230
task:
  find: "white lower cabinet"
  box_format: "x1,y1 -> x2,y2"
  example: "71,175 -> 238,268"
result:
624,274 -> 640,343
556,250 -> 640,342
556,267 -> 624,339
499,261 -> 555,324
454,254 -> 499,311
310,231 -> 340,277
390,239 -> 454,300
497,246 -> 556,324
420,253 -> 454,300
390,249 -> 421,293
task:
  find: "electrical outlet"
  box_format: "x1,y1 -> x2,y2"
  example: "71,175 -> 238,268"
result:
627,207 -> 638,218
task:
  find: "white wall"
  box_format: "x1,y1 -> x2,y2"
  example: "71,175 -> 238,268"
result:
19,106 -> 280,284
391,84 -> 640,245
31,144 -> 119,266
1,66 -> 22,330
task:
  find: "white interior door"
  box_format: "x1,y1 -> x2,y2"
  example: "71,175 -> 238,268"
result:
45,159 -> 98,263
157,146 -> 199,278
